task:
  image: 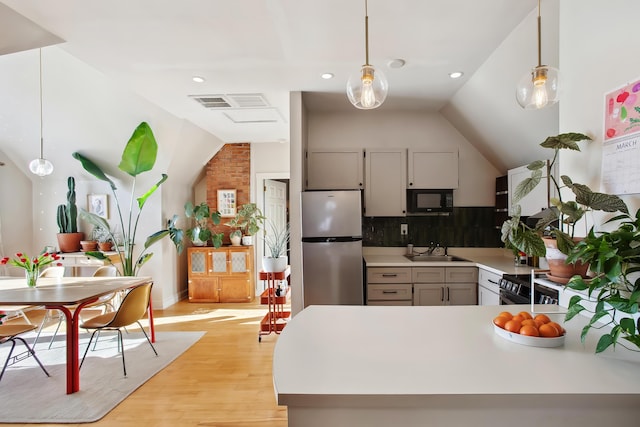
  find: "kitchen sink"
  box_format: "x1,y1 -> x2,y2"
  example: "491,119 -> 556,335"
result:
404,254 -> 469,262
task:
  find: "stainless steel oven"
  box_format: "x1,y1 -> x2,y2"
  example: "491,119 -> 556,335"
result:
499,274 -> 559,306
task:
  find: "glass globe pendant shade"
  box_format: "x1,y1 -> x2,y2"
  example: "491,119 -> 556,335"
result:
347,65 -> 388,109
29,157 -> 54,176
515,65 -> 560,109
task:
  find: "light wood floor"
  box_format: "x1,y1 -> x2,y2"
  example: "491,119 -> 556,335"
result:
3,299 -> 288,427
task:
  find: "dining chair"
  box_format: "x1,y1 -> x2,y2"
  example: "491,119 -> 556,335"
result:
37,265 -> 120,349
80,282 -> 157,376
38,266 -> 65,278
0,324 -> 50,382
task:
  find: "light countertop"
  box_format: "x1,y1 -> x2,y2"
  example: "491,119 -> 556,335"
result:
274,304 -> 640,403
363,250 -> 537,276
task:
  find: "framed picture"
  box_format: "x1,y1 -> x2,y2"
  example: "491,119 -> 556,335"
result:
88,194 -> 108,219
217,189 -> 237,217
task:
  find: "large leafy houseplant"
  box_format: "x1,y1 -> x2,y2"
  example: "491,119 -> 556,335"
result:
564,209 -> 640,353
184,201 -> 223,247
501,132 -> 628,258
225,203 -> 265,241
72,122 -> 183,276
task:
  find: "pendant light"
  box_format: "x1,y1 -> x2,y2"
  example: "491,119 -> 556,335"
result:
346,0 -> 388,109
28,49 -> 54,176
515,0 -> 559,110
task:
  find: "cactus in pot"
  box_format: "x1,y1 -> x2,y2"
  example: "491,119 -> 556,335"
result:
56,176 -> 84,252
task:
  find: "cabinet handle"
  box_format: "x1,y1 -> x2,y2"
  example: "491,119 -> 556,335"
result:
381,273 -> 398,277
382,290 -> 398,294
446,287 -> 450,301
488,279 -> 498,285
441,287 -> 444,301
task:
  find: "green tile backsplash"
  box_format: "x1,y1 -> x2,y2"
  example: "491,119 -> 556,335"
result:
362,207 -> 501,248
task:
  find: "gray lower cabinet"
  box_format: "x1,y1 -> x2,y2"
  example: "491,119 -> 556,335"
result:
366,267 -> 412,306
412,267 -> 478,306
366,266 -> 478,306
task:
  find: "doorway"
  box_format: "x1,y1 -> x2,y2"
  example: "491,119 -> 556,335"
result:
255,173 -> 289,291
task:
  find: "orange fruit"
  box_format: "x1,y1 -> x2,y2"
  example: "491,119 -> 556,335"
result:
534,314 -> 551,324
533,318 -> 547,328
520,325 -> 540,337
521,319 -> 537,327
518,311 -> 533,320
493,316 -> 509,329
539,323 -> 560,337
511,314 -> 524,323
497,311 -> 513,320
504,319 -> 522,333
548,321 -> 565,335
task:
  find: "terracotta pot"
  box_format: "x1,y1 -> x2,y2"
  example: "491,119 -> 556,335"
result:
542,236 -> 589,279
98,241 -> 113,251
56,232 -> 84,253
80,240 -> 98,252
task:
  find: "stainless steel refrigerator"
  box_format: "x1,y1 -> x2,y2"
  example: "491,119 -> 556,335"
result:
301,190 -> 364,307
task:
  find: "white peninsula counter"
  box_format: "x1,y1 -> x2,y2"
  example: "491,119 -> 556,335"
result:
273,305 -> 640,427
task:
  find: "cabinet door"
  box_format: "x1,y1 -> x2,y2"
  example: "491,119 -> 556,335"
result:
188,248 -> 209,276
364,148 -> 406,217
188,277 -> 220,302
447,283 -> 477,306
478,268 -> 501,294
367,268 -> 412,284
307,149 -> 363,190
219,276 -> 253,303
413,283 -> 445,306
445,267 -> 478,283
367,284 -> 413,301
228,249 -> 249,273
478,285 -> 500,306
407,150 -> 459,189
412,267 -> 446,283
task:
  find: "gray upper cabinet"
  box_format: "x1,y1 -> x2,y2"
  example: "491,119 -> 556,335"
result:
364,148 -> 407,217
407,149 -> 459,189
306,149 -> 364,190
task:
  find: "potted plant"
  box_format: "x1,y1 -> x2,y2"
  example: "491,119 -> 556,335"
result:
93,226 -> 114,251
184,201 -> 223,248
501,132 -> 628,280
563,207 -> 640,353
225,203 -> 265,246
72,122 -> 183,276
262,221 -> 290,272
56,176 -> 84,253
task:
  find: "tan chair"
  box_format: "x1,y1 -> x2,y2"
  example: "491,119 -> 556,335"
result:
0,324 -> 50,382
37,265 -> 120,349
80,282 -> 157,376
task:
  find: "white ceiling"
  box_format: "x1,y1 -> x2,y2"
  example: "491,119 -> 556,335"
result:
0,0 -> 538,145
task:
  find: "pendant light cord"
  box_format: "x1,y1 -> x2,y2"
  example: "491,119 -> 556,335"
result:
364,0 -> 369,66
536,0 -> 542,67
39,49 -> 44,159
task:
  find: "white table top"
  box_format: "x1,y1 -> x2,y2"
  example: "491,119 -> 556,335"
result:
273,305 -> 640,405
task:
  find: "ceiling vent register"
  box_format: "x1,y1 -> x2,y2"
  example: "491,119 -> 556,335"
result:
190,93 -> 270,109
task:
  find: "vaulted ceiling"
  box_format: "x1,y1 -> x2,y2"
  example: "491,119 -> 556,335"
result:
1,0 -> 541,150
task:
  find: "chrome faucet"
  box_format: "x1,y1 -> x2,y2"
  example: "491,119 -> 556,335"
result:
427,241 -> 437,254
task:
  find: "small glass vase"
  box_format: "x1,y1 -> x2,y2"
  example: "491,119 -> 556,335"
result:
25,269 -> 39,287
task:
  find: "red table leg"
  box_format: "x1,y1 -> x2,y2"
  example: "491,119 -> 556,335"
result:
148,291 -> 155,343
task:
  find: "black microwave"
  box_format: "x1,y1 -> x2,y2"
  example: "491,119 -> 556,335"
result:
406,189 -> 453,214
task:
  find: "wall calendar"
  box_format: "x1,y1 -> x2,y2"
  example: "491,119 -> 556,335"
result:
601,78 -> 640,195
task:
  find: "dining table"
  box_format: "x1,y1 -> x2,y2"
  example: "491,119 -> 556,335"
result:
0,276 -> 154,394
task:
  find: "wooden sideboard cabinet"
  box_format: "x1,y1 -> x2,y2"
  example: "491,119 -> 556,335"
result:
187,246 -> 255,303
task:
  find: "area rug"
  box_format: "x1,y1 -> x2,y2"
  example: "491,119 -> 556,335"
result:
0,330 -> 204,423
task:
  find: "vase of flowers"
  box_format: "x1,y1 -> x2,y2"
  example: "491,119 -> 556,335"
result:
1,251 -> 62,287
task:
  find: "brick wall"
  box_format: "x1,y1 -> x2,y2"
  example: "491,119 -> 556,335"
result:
206,143 -> 251,243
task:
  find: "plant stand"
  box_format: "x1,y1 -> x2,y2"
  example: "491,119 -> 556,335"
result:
258,266 -> 290,342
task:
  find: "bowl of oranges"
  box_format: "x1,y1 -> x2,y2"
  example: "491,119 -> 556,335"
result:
493,311 -> 565,348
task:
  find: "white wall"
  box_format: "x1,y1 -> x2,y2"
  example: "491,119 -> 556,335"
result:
289,92 -> 305,316
559,0 -> 640,232
306,109 -> 500,206
0,47 -> 225,307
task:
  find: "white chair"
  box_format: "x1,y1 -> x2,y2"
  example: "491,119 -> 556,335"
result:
38,266 -> 65,278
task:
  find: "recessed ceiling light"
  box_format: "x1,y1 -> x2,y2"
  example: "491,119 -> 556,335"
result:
192,76 -> 206,83
388,59 -> 406,69
321,73 -> 334,80
449,71 -> 464,79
